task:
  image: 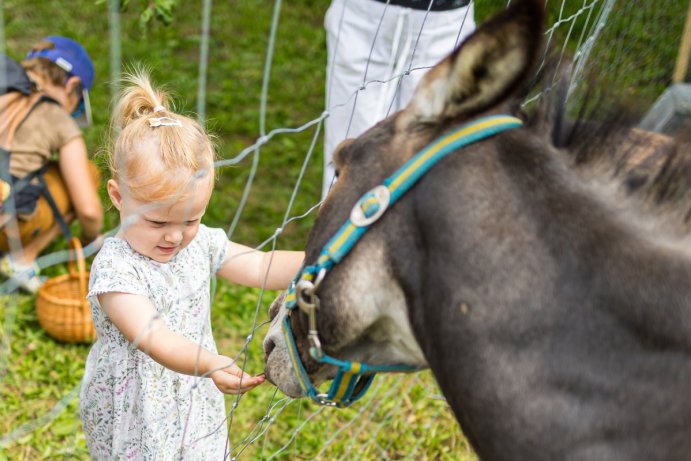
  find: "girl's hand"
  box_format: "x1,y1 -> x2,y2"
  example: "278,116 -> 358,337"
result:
208,355 -> 265,394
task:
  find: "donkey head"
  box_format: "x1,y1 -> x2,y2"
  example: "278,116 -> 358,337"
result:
264,0 -> 545,399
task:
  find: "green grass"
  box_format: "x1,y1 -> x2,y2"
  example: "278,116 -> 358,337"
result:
1,0 -> 688,459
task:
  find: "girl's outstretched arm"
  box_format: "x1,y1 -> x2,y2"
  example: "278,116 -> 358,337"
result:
98,291 -> 265,394
216,241 -> 304,291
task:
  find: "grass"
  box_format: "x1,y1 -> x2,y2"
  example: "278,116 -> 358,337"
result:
1,0 -> 688,459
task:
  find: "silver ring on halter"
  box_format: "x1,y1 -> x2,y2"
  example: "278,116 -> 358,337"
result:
350,185 -> 391,227
295,271 -> 327,358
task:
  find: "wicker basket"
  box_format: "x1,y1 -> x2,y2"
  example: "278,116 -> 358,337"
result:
36,238 -> 95,343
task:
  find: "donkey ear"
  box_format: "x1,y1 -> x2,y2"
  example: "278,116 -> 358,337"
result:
409,0 -> 544,122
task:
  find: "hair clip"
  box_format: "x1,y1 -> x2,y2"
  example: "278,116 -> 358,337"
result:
148,116 -> 182,127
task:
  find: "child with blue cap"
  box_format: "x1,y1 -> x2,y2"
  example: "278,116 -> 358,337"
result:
25,35 -> 95,127
0,36 -> 103,293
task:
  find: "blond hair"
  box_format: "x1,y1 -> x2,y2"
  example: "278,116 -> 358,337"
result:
108,70 -> 215,202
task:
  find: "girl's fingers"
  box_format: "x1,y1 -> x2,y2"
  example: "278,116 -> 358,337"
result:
212,356 -> 266,393
224,380 -> 264,394
221,373 -> 266,394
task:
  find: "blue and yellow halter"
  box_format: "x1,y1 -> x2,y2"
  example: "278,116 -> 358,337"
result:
282,114 -> 523,407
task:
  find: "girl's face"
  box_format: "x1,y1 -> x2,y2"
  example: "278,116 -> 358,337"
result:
107,177 -> 213,263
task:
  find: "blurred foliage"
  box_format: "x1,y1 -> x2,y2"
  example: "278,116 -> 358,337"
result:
95,0 -> 179,30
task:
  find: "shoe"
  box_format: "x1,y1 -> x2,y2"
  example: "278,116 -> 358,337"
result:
0,254 -> 45,294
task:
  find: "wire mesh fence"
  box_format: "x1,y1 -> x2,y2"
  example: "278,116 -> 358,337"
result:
1,0 -> 688,459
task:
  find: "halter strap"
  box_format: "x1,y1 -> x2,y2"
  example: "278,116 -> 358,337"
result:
286,114 -> 523,309
282,114 -> 523,407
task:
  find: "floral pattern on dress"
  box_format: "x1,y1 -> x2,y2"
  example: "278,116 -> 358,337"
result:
80,224 -> 230,460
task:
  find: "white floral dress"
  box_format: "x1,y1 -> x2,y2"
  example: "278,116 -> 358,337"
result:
80,225 -> 230,460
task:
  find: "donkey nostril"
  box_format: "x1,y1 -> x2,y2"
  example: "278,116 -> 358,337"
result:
264,339 -> 276,359
268,292 -> 285,320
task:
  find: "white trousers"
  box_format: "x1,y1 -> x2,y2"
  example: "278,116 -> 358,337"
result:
323,0 -> 476,198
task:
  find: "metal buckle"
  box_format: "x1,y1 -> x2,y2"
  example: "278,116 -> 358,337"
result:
296,279 -> 317,312
295,276 -> 324,359
350,185 -> 391,227
315,394 -> 339,407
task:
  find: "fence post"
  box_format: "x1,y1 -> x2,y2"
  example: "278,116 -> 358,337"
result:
673,1 -> 691,82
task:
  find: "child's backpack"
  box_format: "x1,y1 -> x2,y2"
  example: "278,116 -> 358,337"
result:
0,54 -> 72,240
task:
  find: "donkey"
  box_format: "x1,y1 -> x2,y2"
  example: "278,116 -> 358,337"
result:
263,0 -> 691,459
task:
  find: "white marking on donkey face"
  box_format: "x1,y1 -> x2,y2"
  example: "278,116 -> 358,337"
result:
263,303 -> 304,398
263,241 -> 427,399
323,241 -> 428,367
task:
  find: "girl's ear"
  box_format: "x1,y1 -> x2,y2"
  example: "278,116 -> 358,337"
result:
107,179 -> 123,211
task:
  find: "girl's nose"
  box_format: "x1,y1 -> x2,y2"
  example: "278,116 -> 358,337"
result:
164,228 -> 183,244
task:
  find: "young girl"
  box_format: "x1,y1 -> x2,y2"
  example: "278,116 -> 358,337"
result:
79,72 -> 304,460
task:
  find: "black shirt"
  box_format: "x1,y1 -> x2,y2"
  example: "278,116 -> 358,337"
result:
372,0 -> 471,11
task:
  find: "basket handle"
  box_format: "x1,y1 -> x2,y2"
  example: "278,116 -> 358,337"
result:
67,237 -> 87,300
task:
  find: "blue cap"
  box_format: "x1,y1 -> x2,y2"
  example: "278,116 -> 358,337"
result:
25,36 -> 95,91
26,36 -> 95,127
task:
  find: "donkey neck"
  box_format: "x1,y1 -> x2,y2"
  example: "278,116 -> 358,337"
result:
401,131 -> 691,461
401,128 -> 691,367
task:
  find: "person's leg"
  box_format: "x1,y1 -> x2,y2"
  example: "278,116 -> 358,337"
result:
0,163 -> 73,265
322,1 -> 475,198
0,164 -> 77,292
396,3 -> 476,110
0,199 -> 57,264
15,220 -> 64,263
0,210 -> 51,291
323,0 -> 400,198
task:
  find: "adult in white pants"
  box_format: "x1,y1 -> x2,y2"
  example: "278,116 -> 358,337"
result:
323,0 -> 476,198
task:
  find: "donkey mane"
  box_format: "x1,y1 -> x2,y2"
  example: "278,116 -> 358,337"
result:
523,70 -> 691,236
